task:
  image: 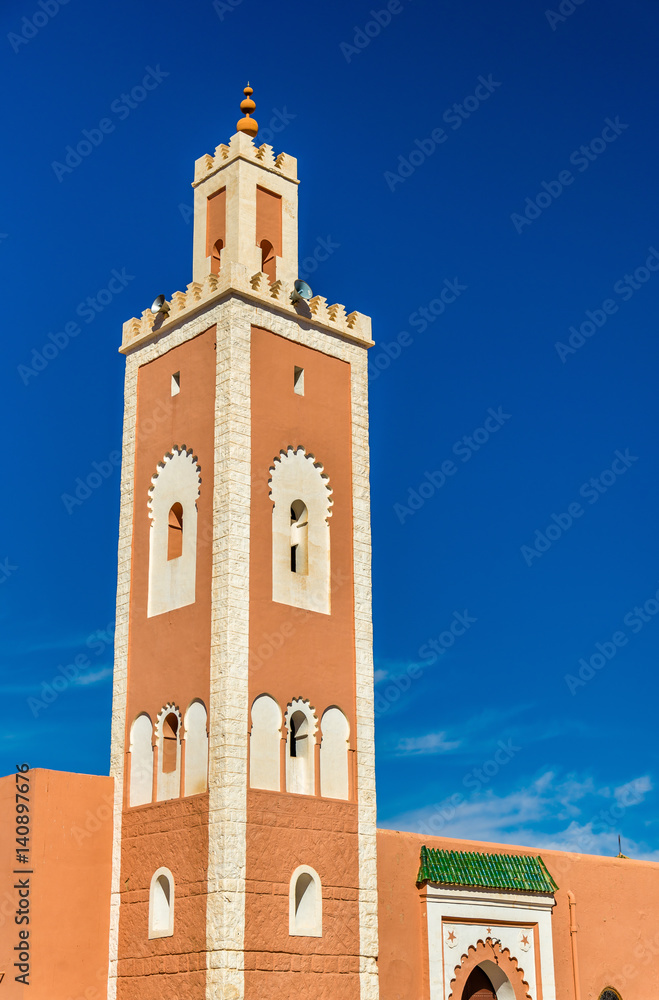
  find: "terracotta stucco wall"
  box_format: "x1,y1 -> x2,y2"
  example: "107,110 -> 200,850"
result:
0,769 -> 113,1000
244,327 -> 360,998
116,328 -> 216,998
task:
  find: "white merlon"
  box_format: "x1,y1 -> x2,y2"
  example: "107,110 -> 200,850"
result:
120,263 -> 372,354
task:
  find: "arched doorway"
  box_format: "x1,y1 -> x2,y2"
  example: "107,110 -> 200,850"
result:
463,966 -> 496,999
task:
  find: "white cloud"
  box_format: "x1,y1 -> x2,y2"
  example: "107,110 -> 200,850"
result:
614,775 -> 652,807
72,666 -> 113,686
396,732 -> 461,755
379,769 -> 657,860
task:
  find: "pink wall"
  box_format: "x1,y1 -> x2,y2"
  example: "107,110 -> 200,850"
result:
0,769 -> 113,1000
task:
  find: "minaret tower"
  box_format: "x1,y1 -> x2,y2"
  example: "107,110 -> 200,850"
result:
108,87 -> 378,1000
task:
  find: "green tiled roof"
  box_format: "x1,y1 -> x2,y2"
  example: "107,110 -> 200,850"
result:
417,846 -> 558,894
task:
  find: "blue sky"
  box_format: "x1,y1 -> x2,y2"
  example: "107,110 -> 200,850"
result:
1,0 -> 658,860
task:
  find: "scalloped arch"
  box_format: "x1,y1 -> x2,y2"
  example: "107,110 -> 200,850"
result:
268,446 -> 333,518
148,447 -> 201,523
449,938 -> 531,1000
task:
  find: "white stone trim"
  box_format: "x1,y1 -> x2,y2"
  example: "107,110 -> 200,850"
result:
289,865 -> 323,938
350,347 -> 380,1000
423,885 -> 557,1000
206,297 -> 252,1000
108,349 -> 139,1000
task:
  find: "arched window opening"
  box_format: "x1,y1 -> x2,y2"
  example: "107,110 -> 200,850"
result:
129,713 -> 153,807
148,868 -> 175,939
184,700 -> 208,796
249,694 -> 282,791
161,713 -> 179,773
156,705 -> 181,802
211,238 -> 223,275
289,865 -> 322,937
290,500 -> 308,575
599,992 -> 623,1000
269,447 -> 332,615
320,706 -> 350,800
167,503 -> 183,561
286,701 -> 316,795
147,448 -> 201,618
289,710 -> 307,759
260,239 -> 276,283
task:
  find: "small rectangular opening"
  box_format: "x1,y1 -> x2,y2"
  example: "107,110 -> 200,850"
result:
294,366 -> 304,395
171,372 -> 180,396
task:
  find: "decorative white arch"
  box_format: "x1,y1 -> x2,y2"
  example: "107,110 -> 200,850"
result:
147,447 -> 201,617
184,700 -> 208,796
155,704 -> 182,802
148,867 -> 175,939
128,713 -> 153,807
269,447 -> 332,615
285,698 -> 318,796
250,694 -> 282,791
320,706 -> 350,800
289,865 -> 322,937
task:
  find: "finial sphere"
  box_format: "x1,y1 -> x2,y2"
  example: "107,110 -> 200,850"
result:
237,82 -> 258,138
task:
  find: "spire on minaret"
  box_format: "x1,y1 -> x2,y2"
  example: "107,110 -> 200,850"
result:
236,83 -> 258,138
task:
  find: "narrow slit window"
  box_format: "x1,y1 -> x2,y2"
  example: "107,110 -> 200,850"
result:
290,500 -> 308,575
294,366 -> 304,395
171,372 -> 180,396
161,713 -> 179,773
167,503 -> 183,560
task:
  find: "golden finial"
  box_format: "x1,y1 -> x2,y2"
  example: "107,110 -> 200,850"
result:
236,83 -> 258,138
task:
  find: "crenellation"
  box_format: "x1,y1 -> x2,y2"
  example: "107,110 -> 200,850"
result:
120,268 -> 373,354
193,132 -> 298,188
